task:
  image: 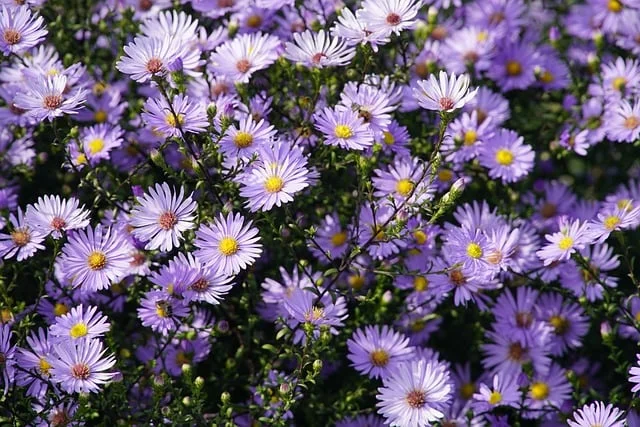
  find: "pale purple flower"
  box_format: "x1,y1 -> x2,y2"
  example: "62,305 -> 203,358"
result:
347,325 -> 414,379
0,208 -> 45,261
413,71 -> 478,112
0,5 -> 47,55
49,304 -> 111,343
50,338 -> 116,394
284,29 -> 355,68
25,195 -> 90,239
13,74 -> 86,121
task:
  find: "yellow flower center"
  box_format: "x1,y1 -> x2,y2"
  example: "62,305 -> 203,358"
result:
233,131 -> 254,148
635,311 -> 640,322
489,391 -> 502,405
10,230 -> 30,246
477,31 -> 488,42
413,230 -> 427,245
612,76 -> 627,91
617,199 -> 633,211
410,319 -> 425,332
396,179 -> 414,197
369,349 -> 390,367
93,82 -> 107,95
413,276 -> 428,292
331,231 -> 347,247
165,113 -> 185,128
87,251 -> 107,270
348,274 -> 365,290
530,382 -> 550,400
557,236 -> 574,250
155,300 -> 170,318
76,153 -> 87,165
264,176 -> 284,193
383,131 -> 395,145
539,71 -> 554,83
549,315 -> 569,335
604,215 -> 621,230
88,138 -> 105,154
39,357 -> 52,376
463,130 -> 477,146
506,60 -> 522,76
334,124 -> 353,139
372,225 -> 385,241
54,303 -> 69,316
69,322 -> 88,339
466,242 -> 483,259
495,149 -> 514,166
625,116 -> 640,130
94,110 -> 107,123
460,382 -> 475,399
219,237 -> 239,256
438,169 -> 453,182
608,0 -> 623,12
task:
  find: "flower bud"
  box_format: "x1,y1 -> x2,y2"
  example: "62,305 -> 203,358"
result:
194,377 -> 205,389
221,391 -> 231,404
312,360 -> 323,373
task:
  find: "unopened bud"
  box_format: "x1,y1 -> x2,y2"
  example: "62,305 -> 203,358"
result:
194,376 -> 205,389
182,396 -> 191,406
181,363 -> 192,375
221,392 -> 231,404
312,360 -> 323,373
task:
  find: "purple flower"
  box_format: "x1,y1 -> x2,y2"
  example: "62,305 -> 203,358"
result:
536,217 -> 594,266
25,195 -> 90,239
284,29 -> 355,68
129,182 -> 197,252
478,128 -> 534,183
357,0 -> 422,37
376,358 -> 453,426
210,32 -> 280,83
605,99 -> 640,143
487,41 -> 539,91
284,288 -> 348,345
219,116 -> 277,166
0,324 -> 15,396
568,401 -> 625,427
141,94 -> 208,137
413,71 -> 478,112
79,123 -> 124,165
137,290 -> 189,334
50,338 -> 116,394
0,5 -> 47,55
308,212 -> 350,263
15,328 -> 54,398
472,374 -> 521,412
313,106 -> 374,151
173,252 -> 235,305
523,363 -> 572,418
0,208 -> 46,261
630,353 -> 640,393
49,304 -> 111,343
194,212 -> 263,276
116,35 -> 180,83
59,225 -> 131,292
14,74 -> 86,121
535,293 -> 589,356
347,325 -> 414,379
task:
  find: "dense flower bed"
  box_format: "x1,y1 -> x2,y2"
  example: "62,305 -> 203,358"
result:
2,0 -> 640,425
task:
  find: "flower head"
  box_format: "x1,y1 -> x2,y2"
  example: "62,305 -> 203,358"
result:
413,71 -> 478,112
50,338 -> 116,394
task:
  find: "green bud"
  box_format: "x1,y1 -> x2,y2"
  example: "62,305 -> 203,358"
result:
221,391 -> 231,404
312,359 -> 323,373
181,363 -> 192,375
182,396 -> 191,407
194,376 -> 204,389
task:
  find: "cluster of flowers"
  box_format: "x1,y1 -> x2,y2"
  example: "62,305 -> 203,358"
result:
3,0 -> 640,425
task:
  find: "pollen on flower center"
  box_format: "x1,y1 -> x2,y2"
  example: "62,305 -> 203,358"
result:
219,236 -> 239,256
50,410 -> 71,427
557,236 -> 574,250
51,216 -> 67,231
617,198 -> 633,211
87,251 -> 107,270
608,0 -> 623,12
466,242 -> 483,259
370,349 -> 390,367
331,231 -> 347,247
413,276 -> 428,292
334,124 -> 353,139
233,131 -> 254,148
165,113 -> 185,128
383,131 -> 395,145
464,130 -> 477,145
71,363 -> 91,380
489,391 -> 502,405
530,382 -> 550,400
305,306 -> 324,322
549,314 -> 569,335
612,76 -> 627,91
348,274 -> 365,290
43,95 -> 63,110
539,71 -> 554,83
246,14 -> 262,28
396,178 -> 414,197
10,229 -> 30,246
88,138 -> 105,154
604,215 -> 621,230
39,357 -> 52,376
190,278 -> 209,292
236,59 -> 251,73
413,230 -> 427,244
624,116 -> 640,129
155,300 -> 171,318
158,211 -> 178,230
506,60 -> 522,76
3,29 -> 21,45
69,322 -> 88,338
386,12 -> 401,25
311,52 -> 327,64
515,311 -> 533,328
405,390 -> 427,408
495,148 -> 514,165
486,250 -> 503,265
146,57 -> 163,74
460,382 -> 475,399
54,303 -> 69,316
264,176 -> 284,193
139,0 -> 153,11
438,169 -> 453,182
508,342 -> 525,361
439,97 -> 455,110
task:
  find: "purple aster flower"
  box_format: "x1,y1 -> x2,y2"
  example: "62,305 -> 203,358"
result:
376,358 -> 453,426
493,286 -> 547,346
15,328 -> 54,399
568,401 -> 625,427
137,290 -> 189,334
239,143 -> 310,212
308,212 -> 350,263
630,353 -> 640,393
478,128 -> 534,183
0,208 -> 45,261
25,195 -> 90,239
535,293 -> 588,356
357,0 -> 422,37
523,363 -> 572,418
163,335 -> 211,377
49,304 -> 111,343
284,288 -> 348,345
413,71 -> 478,112
339,82 -> 395,133
0,5 -> 47,55
219,116 -> 277,166
116,35 -> 180,83
284,29 -> 355,68
536,216 -> 593,266
346,325 -> 414,379
141,94 -> 208,138
463,86 -> 510,127
600,57 -> 640,101
79,123 -> 124,165
525,180 -> 577,231
331,6 -> 390,52
313,106 -> 374,150
356,203 -> 407,260
487,41 -> 539,91
129,182 -> 197,252
427,256 -> 497,307
606,99 -> 640,143
441,27 -> 495,75
210,32 -> 280,83
13,74 -> 85,121
588,204 -> 640,243
260,266 -> 321,321
0,324 -> 15,396
171,252 -> 234,305
442,226 -> 492,273
59,225 -> 131,292
372,156 -> 434,206
194,212 -> 263,276
442,111 -> 495,164
50,338 -> 116,394
471,374 -> 520,412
